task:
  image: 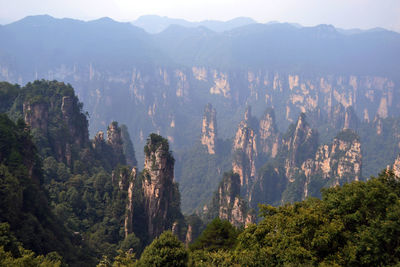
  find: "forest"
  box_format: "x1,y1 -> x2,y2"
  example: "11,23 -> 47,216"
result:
1,80 -> 400,266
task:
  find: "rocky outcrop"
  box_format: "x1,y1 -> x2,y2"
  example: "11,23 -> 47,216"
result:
388,154 -> 400,178
283,113 -> 318,182
373,115 -> 384,135
185,224 -> 193,244
300,129 -> 361,198
279,115 -> 361,200
61,96 -> 88,147
23,101 -> 49,134
107,121 -> 126,166
205,171 -> 254,227
259,109 -> 280,158
92,131 -> 106,150
232,107 -> 258,191
142,134 -> 181,239
22,89 -> 89,165
124,168 -> 136,237
343,107 -> 359,130
201,103 -> 217,154
329,104 -> 359,130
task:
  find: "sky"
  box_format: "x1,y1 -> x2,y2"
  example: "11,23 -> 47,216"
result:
1,0 -> 399,31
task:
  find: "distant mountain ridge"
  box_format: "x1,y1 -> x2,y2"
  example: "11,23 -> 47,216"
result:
1,15 -> 400,214
132,15 -> 257,33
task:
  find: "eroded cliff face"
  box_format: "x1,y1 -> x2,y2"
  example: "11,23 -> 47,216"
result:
232,107 -> 258,191
201,103 -> 217,154
389,154 -> 400,178
23,101 -> 49,134
205,172 -> 254,227
107,121 -> 126,165
4,63 -> 398,159
9,63 -> 397,175
62,96 -> 88,147
283,113 -> 318,182
301,130 -> 362,198
259,109 -> 280,158
124,167 -> 137,237
142,134 -> 181,239
22,91 -> 89,165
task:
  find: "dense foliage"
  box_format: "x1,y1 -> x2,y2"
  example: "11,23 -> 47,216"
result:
100,171 -> 400,266
0,114 -> 87,265
3,79 -> 400,266
136,231 -> 188,267
0,81 -> 143,265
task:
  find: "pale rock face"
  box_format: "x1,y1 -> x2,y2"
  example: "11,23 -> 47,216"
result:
245,213 -> 256,227
288,75 -> 299,90
210,70 -> 230,98
142,136 -> 177,239
363,109 -> 370,123
129,69 -> 145,102
201,104 -> 217,154
172,221 -> 179,236
192,66 -> 207,81
349,76 -> 358,90
300,130 -> 362,195
248,71 -> 261,99
185,224 -> 193,244
284,114 -> 316,181
333,89 -> 352,108
375,116 -> 383,135
233,122 -> 257,187
377,97 -> 388,119
175,70 -> 189,98
159,68 -> 170,86
259,110 -> 280,158
230,197 -> 244,226
392,155 -> 400,178
210,172 -> 254,227
273,73 -> 282,91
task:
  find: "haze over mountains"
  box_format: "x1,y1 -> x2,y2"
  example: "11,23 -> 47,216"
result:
2,12 -> 400,265
1,14 -> 400,214
132,15 -> 258,33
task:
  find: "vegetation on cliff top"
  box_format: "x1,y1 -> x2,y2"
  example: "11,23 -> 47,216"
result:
133,170 -> 400,266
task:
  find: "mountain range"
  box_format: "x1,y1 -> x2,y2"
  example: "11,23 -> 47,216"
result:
1,14 -> 400,213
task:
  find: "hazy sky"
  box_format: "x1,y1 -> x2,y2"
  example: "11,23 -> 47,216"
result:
1,0 -> 399,31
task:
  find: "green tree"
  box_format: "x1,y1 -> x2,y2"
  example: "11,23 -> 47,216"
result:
137,231 -> 188,267
190,218 -> 238,252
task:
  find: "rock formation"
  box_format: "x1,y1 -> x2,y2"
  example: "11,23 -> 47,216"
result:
343,106 -> 359,130
283,113 -> 318,182
201,103 -> 217,154
388,154 -> 400,178
23,101 -> 49,134
259,108 -> 280,158
205,171 -> 255,227
301,129 -> 362,198
124,168 -> 136,237
61,96 -> 88,147
92,131 -> 106,150
142,133 -> 181,239
232,107 -> 258,191
22,91 -> 89,165
107,121 -> 126,166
